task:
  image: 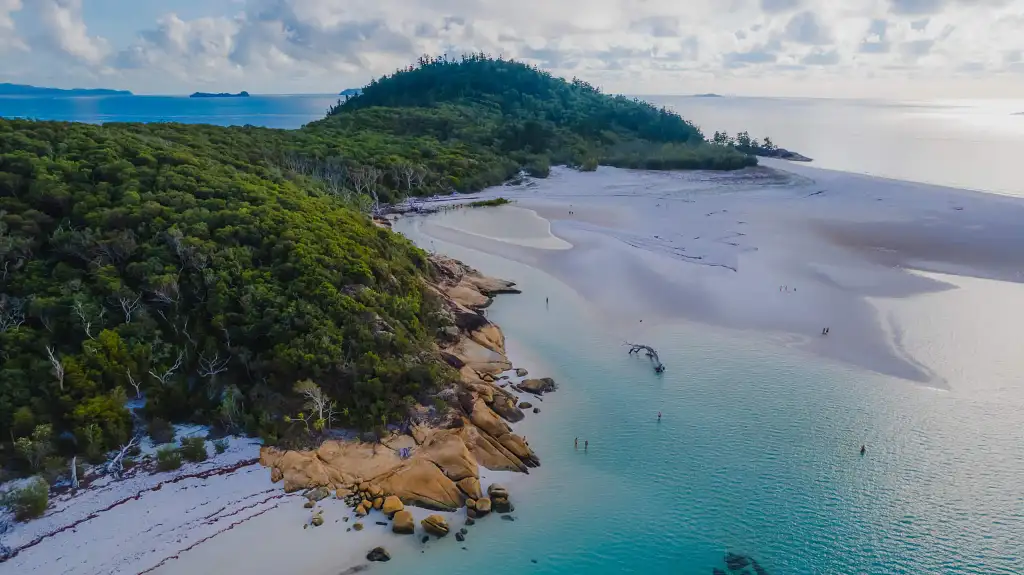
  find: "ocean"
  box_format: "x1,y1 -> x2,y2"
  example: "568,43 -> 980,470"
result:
384,216 -> 1024,575
2,93 -> 1023,195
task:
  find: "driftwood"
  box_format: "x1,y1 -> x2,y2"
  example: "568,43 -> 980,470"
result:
626,342 -> 664,373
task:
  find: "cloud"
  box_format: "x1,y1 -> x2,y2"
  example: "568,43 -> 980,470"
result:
0,0 -> 26,53
37,0 -> 109,65
783,11 -> 832,44
760,0 -> 802,13
1,0 -> 1023,97
802,48 -> 840,65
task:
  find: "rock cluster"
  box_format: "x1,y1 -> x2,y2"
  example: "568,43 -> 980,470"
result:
258,256 -> 539,555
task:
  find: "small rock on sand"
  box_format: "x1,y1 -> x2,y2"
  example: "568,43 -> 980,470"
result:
366,547 -> 391,562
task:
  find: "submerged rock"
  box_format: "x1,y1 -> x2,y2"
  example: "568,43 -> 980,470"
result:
724,553 -> 751,571
518,402 -> 533,409
455,531 -> 465,542
515,368 -> 528,377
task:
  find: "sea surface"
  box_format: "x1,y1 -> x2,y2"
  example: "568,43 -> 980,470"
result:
384,216 -> 1024,575
2,93 -> 1024,195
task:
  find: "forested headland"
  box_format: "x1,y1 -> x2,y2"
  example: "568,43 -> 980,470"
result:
0,55 -> 764,484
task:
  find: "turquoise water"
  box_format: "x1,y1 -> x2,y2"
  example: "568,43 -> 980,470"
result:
0,94 -> 338,128
381,221 -> 1024,575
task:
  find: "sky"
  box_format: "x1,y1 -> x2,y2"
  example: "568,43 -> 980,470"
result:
0,0 -> 1022,98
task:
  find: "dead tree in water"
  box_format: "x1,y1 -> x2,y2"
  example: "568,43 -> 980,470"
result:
626,342 -> 665,373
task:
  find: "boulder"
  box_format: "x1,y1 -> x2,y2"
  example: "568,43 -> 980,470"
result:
455,532 -> 465,542
465,498 -> 477,510
355,501 -> 370,516
368,484 -> 384,498
518,377 -> 556,395
457,477 -> 483,500
303,500 -> 315,509
382,495 -> 404,516
366,547 -> 391,562
372,497 -> 384,510
491,395 -> 525,423
475,497 -> 492,515
353,522 -> 364,531
311,514 -> 324,527
487,484 -> 509,499
518,402 -> 533,409
421,515 -> 450,537
392,510 -> 415,534
515,368 -> 528,377
533,408 -> 540,414
465,518 -> 475,526
374,458 -> 464,511
306,486 -> 330,501
270,467 -> 283,483
493,498 -> 512,513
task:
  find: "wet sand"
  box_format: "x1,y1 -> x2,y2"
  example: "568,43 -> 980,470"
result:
408,161 -> 1024,387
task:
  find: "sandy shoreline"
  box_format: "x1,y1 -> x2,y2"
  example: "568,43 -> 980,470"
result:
407,160 -> 1024,388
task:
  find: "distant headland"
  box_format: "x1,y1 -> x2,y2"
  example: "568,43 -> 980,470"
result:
190,91 -> 250,98
339,88 -> 363,97
0,83 -> 132,97
690,93 -> 723,98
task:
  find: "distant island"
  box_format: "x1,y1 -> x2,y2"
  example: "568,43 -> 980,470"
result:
190,91 -> 250,98
691,93 -> 723,98
0,83 -> 132,97
339,88 -> 363,98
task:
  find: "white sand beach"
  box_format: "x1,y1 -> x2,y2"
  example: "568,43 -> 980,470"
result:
407,161 -> 1024,388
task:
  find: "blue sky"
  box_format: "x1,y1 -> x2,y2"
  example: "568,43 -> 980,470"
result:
1,0 -> 1022,97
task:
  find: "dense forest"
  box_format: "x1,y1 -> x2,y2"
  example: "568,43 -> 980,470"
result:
0,55 -> 762,480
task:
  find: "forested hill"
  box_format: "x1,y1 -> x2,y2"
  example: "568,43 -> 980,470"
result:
0,56 -> 758,477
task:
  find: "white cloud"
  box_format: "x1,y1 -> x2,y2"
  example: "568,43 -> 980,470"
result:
37,0 -> 110,66
2,0 -> 1023,97
0,0 -> 26,53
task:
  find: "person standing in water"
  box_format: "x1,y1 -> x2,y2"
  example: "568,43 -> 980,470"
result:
657,412 -> 662,422
574,437 -> 578,449
584,440 -> 588,451
860,445 -> 866,456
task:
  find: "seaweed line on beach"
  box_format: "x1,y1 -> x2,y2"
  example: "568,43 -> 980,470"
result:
0,458 -> 260,563
135,499 -> 287,575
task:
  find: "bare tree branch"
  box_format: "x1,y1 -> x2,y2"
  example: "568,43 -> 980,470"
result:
149,350 -> 184,386
0,296 -> 25,333
198,352 -> 230,378
107,436 -> 138,478
46,345 -> 65,391
73,299 -> 96,340
118,293 -> 142,324
126,368 -> 142,398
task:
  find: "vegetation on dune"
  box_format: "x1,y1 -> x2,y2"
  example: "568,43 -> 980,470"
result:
0,55 -> 762,480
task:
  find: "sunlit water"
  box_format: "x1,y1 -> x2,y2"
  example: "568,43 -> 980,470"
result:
384,217 -> 1024,575
647,96 -> 1024,197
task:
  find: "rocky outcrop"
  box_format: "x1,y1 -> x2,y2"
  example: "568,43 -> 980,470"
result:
421,514 -> 450,537
456,477 -> 483,500
392,510 -> 415,534
475,497 -> 492,515
488,484 -> 512,513
258,253 -> 553,530
375,459 -> 464,511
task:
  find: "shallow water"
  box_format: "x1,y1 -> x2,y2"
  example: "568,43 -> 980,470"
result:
382,217 -> 1024,575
